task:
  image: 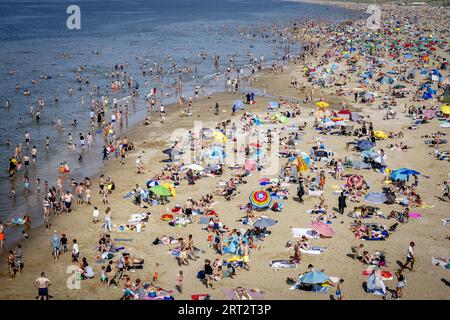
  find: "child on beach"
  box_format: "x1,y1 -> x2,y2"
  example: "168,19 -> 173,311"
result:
177,270 -> 184,294
152,262 -> 159,284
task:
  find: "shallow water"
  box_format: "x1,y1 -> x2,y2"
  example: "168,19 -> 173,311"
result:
0,0 -> 359,246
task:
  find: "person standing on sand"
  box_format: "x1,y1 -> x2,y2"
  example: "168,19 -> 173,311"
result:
51,231 -> 60,260
177,270 -> 184,294
35,272 -> 51,300
104,207 -> 112,232
0,221 -> 5,248
136,155 -> 143,175
334,279 -> 344,300
338,192 -> 347,215
402,241 -> 415,272
71,239 -> 79,263
7,250 -> 16,279
63,191 -> 75,214
297,179 -> 305,204
395,269 -> 406,299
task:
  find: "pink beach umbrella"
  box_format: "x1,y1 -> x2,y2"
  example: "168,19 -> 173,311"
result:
311,220 -> 335,237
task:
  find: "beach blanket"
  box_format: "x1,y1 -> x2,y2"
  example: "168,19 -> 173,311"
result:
300,247 -> 326,255
291,228 -> 320,239
113,238 -> 134,242
308,190 -> 324,197
223,288 -> 265,300
198,217 -> 211,224
409,212 -> 422,219
431,257 -> 450,269
270,260 -> 297,269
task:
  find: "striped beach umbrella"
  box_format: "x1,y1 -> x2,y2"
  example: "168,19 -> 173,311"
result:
249,190 -> 272,209
146,179 -> 159,188
311,220 -> 335,237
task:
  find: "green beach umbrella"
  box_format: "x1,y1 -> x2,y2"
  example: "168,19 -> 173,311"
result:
149,185 -> 172,197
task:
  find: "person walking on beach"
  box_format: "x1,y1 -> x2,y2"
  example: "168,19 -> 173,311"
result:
136,155 -> 143,175
239,241 -> 250,271
402,241 -> 415,271
7,250 -> 16,279
0,221 -> 5,248
395,269 -> 406,299
297,179 -> 305,204
63,191 -> 75,214
35,272 -> 51,300
14,244 -> 23,275
51,231 -> 60,260
338,192 -> 347,215
334,279 -> 344,300
104,207 -> 112,232
93,207 -> 99,223
204,259 -> 214,289
71,239 -> 79,263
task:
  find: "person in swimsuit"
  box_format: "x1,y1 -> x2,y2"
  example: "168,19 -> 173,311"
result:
7,250 -> 16,279
335,279 -> 344,300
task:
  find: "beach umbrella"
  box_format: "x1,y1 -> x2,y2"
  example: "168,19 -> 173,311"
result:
212,130 -> 227,143
146,179 -> 159,188
232,100 -> 244,110
149,185 -> 172,197
338,109 -> 351,115
268,101 -> 279,109
347,175 -> 364,189
441,105 -> 450,115
315,101 -> 329,108
391,168 -> 420,181
253,217 -> 277,228
244,158 -> 257,171
299,271 -> 330,285
357,140 -> 374,150
374,130 -> 388,140
161,181 -> 176,197
249,143 -> 263,149
249,190 -> 272,209
209,148 -> 226,160
184,164 -> 204,171
311,220 -> 335,237
364,192 -> 387,204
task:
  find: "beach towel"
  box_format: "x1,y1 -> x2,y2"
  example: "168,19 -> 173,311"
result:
409,212 -> 422,219
113,238 -> 134,242
191,294 -> 210,300
270,260 -> 297,269
431,257 -> 450,269
300,247 -> 326,255
223,288 -> 264,300
291,228 -> 320,239
198,217 -> 211,224
419,204 -> 435,209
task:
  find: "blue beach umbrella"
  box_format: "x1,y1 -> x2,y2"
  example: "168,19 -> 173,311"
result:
391,168 -> 420,181
299,271 -> 330,285
209,148 -> 226,160
146,180 -> 159,188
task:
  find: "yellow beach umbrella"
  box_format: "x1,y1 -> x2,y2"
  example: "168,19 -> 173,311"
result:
441,105 -> 450,115
374,130 -> 388,140
315,101 -> 329,108
212,130 -> 228,143
161,181 -> 176,197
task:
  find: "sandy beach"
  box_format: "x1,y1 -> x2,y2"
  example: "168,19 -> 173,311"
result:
0,1 -> 449,300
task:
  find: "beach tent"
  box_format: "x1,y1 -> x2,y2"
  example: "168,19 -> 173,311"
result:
357,140 -> 374,151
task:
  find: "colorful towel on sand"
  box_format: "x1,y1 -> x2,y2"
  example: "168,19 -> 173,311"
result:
223,288 -> 264,300
409,212 -> 422,219
270,260 -> 297,269
291,228 -> 320,239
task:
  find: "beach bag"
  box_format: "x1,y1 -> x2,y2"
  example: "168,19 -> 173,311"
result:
197,271 -> 205,280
